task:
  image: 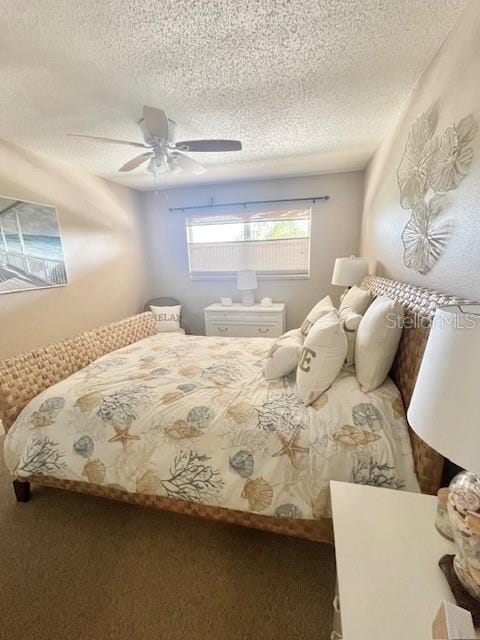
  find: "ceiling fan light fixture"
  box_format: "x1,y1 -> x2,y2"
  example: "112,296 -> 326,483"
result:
167,157 -> 182,175
147,155 -> 168,175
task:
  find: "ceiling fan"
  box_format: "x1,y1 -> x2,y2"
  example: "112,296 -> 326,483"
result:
67,106 -> 242,176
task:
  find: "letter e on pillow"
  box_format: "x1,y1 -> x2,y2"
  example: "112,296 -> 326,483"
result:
299,347 -> 316,372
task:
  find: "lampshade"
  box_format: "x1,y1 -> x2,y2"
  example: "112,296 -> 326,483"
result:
407,305 -> 480,474
236,270 -> 257,290
331,256 -> 369,287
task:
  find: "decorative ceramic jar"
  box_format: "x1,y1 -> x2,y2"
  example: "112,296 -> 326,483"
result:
447,471 -> 480,599
436,488 -> 454,540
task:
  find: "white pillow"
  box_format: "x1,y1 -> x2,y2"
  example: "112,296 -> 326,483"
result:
301,295 -> 335,338
339,286 -> 373,316
296,311 -> 347,406
339,309 -> 362,366
264,329 -> 303,380
150,304 -> 182,333
355,296 -> 404,392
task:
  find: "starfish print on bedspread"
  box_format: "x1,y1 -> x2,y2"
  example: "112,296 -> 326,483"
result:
108,424 -> 141,450
272,431 -> 309,468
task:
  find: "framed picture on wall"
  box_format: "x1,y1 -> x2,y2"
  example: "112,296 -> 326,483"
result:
0,196 -> 68,295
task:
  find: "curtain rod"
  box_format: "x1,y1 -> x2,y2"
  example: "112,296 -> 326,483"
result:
168,195 -> 330,213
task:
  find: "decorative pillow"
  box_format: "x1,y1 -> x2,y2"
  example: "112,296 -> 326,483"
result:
150,304 -> 182,333
339,286 -> 373,316
355,296 -> 404,392
264,329 -> 303,380
297,311 -> 347,405
301,295 -> 335,338
339,309 -> 362,366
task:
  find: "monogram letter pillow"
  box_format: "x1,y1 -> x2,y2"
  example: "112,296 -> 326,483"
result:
355,296 -> 404,392
150,304 -> 183,333
297,311 -> 347,405
264,329 -> 303,380
301,295 -> 335,338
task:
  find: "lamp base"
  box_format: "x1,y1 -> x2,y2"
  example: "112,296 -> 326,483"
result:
241,290 -> 255,306
439,554 -> 480,627
446,471 -> 480,603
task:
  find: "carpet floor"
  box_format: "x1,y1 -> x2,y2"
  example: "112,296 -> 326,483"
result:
0,437 -> 335,640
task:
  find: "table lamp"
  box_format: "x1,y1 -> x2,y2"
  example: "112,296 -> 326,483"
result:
237,270 -> 257,306
407,304 -> 480,605
331,256 -> 369,297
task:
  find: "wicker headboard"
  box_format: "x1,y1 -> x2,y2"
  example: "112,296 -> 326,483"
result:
0,278 -> 471,495
0,312 -> 156,432
361,275 -> 474,495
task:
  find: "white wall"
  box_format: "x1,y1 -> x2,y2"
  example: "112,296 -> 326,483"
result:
141,172 -> 365,335
361,1 -> 480,299
0,139 -> 148,359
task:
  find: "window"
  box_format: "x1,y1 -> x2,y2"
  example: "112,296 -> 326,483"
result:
186,208 -> 311,279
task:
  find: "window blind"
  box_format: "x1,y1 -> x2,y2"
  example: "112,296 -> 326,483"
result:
186,208 -> 311,278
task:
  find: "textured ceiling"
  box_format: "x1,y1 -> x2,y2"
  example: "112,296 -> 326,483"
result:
1,0 -> 467,190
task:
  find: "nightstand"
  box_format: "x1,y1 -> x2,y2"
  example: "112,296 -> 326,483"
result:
330,481 -> 480,640
204,302 -> 286,338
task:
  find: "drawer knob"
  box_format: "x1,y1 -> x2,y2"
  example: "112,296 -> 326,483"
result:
217,327 -> 228,333
258,327 -> 270,334
333,595 -> 340,613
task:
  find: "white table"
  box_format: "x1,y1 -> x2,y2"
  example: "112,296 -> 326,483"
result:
331,481 -> 480,640
204,302 -> 286,338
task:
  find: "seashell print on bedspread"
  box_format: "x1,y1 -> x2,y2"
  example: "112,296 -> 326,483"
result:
3,333 -> 419,519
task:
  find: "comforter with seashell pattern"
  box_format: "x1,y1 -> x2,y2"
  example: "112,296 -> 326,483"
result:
4,333 -> 419,519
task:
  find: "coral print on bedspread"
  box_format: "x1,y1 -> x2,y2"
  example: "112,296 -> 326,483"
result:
4,333 -> 419,519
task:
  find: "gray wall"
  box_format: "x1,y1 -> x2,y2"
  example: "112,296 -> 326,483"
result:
361,1 -> 480,300
141,172 -> 365,335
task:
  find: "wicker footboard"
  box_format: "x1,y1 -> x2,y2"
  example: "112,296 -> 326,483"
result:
24,476 -> 334,544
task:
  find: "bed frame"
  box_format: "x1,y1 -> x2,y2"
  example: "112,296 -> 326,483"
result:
0,276 -> 471,544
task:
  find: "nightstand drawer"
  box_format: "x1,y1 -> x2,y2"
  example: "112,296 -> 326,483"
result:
208,322 -> 281,338
331,579 -> 342,639
204,303 -> 286,338
206,311 -> 282,324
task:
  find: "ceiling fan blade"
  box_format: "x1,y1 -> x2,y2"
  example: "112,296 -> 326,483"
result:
143,106 -> 169,140
173,152 -> 207,175
119,152 -> 153,172
175,139 -> 242,152
66,133 -> 149,148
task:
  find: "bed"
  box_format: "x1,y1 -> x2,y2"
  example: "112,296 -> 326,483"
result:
0,276 -> 467,544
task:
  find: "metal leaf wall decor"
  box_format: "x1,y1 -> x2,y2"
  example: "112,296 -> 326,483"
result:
397,107 -> 477,274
